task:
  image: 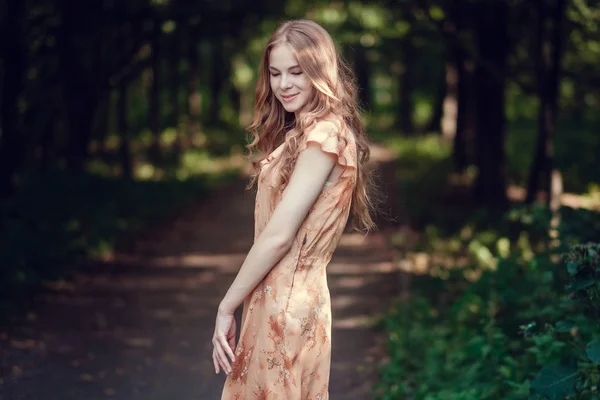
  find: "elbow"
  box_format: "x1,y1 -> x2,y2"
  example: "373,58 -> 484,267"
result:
261,231 -> 294,256
273,234 -> 294,256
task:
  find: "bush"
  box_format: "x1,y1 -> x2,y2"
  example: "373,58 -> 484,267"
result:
375,207 -> 600,400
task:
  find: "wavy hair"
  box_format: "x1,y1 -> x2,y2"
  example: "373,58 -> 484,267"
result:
246,19 -> 377,233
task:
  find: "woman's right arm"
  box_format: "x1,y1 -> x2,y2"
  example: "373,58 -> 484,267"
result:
218,141 -> 338,314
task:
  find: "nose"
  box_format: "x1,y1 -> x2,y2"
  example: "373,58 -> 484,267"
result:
279,75 -> 292,90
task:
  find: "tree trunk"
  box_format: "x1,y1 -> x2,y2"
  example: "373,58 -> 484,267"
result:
354,45 -> 372,112
169,28 -> 182,152
0,0 -> 26,197
571,82 -> 585,128
472,1 -> 509,207
59,2 -> 99,172
442,0 -> 475,173
229,85 -> 241,122
39,114 -> 56,170
118,84 -> 133,179
453,45 -> 475,173
148,18 -> 162,165
64,96 -> 98,171
525,0 -> 567,206
397,39 -> 414,134
187,35 -> 201,145
427,62 -> 447,134
207,41 -> 226,126
93,93 -> 111,155
439,61 -> 457,141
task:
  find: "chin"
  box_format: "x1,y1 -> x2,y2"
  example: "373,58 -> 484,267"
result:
283,104 -> 300,113
282,101 -> 307,114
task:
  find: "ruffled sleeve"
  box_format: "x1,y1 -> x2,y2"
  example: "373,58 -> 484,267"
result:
302,120 -> 356,169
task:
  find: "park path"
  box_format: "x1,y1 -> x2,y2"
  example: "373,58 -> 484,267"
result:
0,146 -> 402,400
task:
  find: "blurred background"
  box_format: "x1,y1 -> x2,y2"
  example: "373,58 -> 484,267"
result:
1,0 -> 600,399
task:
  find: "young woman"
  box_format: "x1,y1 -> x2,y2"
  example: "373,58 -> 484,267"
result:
212,19 -> 376,399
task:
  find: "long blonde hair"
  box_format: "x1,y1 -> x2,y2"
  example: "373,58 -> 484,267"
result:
246,19 -> 377,233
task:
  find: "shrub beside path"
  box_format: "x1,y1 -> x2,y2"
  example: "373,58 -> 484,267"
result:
1,146 -> 402,400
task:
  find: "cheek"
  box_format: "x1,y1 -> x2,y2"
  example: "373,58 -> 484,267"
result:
297,76 -> 311,91
302,81 -> 314,99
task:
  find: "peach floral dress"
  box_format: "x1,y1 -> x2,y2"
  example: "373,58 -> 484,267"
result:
221,119 -> 357,400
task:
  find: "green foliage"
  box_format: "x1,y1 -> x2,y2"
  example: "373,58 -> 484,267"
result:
559,208 -> 600,246
376,128 -> 600,399
530,365 -> 577,400
376,211 -> 600,400
0,170 -> 232,307
375,247 -> 564,398
525,243 -> 600,400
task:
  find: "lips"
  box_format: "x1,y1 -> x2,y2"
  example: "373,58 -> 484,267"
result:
281,94 -> 298,103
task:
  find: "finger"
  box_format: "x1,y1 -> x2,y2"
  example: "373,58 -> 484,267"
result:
228,335 -> 236,356
219,336 -> 236,363
212,348 -> 220,374
214,341 -> 231,373
212,339 -> 222,365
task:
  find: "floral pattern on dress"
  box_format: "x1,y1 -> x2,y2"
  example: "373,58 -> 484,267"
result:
222,118 -> 357,400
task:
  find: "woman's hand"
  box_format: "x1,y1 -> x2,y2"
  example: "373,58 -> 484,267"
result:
212,306 -> 236,375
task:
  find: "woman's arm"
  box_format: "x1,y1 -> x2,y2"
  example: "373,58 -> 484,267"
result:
219,142 -> 337,313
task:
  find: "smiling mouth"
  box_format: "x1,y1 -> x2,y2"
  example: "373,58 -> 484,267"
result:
281,94 -> 298,102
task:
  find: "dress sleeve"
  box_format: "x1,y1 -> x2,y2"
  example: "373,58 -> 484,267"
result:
302,120 -> 356,169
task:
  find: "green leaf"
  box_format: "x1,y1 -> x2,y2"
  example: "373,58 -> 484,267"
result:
589,248 -> 597,257
567,261 -> 579,275
530,365 -> 577,400
560,296 -> 578,309
574,278 -> 596,291
520,321 -> 537,336
586,338 -> 600,364
555,320 -> 575,333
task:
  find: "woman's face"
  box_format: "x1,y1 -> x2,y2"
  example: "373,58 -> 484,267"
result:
269,43 -> 314,115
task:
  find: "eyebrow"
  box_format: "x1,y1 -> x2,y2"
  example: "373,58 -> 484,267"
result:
269,65 -> 301,72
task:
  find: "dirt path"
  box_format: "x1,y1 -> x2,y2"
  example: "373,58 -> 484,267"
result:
1,148 -> 402,400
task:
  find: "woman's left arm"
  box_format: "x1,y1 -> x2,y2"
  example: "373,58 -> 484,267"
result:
220,142 -> 337,313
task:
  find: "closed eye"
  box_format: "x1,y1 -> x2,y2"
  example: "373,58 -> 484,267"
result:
269,71 -> 302,77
